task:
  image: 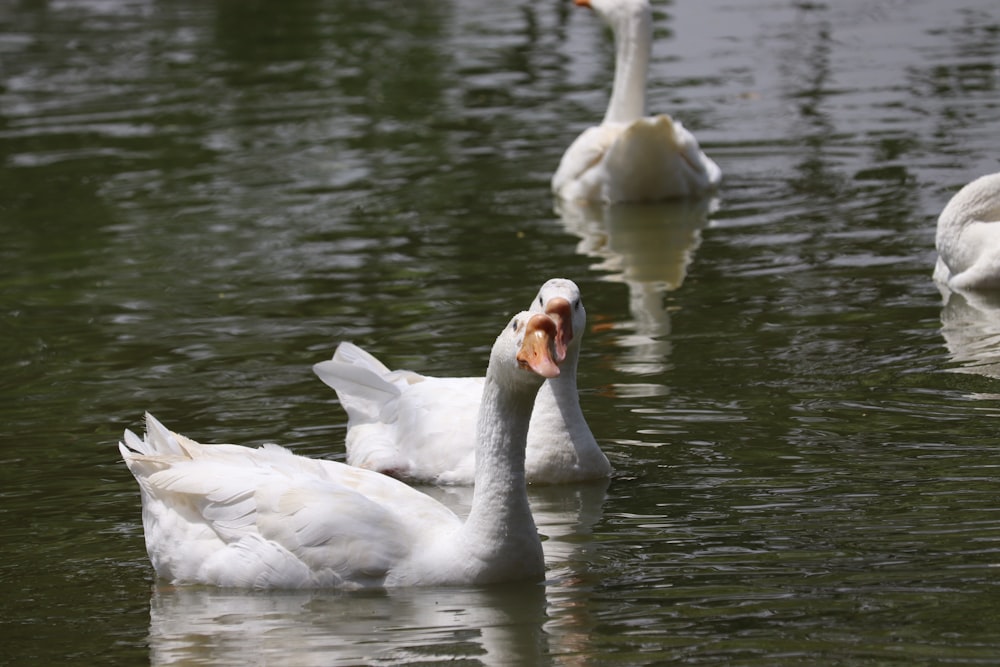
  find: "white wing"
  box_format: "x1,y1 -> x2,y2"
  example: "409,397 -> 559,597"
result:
120,414 -> 459,588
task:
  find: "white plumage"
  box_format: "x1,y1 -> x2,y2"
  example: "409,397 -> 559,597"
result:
934,172 -> 1000,291
552,0 -> 721,203
313,279 -> 611,485
119,311 -> 561,588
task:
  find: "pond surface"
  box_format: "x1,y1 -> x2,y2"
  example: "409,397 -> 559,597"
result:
3,0 -> 1000,664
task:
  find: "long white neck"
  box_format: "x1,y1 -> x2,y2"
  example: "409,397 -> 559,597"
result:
603,4 -> 652,124
533,350 -> 590,443
457,363 -> 542,577
526,348 -> 608,481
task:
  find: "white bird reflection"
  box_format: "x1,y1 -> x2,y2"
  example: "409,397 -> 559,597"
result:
938,284 -> 1000,382
145,482 -> 608,666
557,197 -> 715,376
148,582 -> 547,666
420,481 -> 609,666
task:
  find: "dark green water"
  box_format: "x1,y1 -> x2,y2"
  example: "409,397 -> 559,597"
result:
2,0 -> 1000,664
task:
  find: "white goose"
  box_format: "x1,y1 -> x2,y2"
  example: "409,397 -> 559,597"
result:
552,0 -> 721,203
118,311 -> 560,589
313,279 -> 610,485
934,172 -> 1000,291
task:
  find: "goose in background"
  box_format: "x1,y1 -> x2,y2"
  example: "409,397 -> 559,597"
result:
314,279 -> 610,485
552,0 -> 721,203
934,172 -> 1000,291
118,311 -> 560,588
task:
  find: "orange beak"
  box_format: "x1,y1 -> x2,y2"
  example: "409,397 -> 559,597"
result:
517,314 -> 561,379
543,297 -> 573,363
574,0 -> 592,7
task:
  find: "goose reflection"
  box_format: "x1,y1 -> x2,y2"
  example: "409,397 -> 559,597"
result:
148,581 -> 548,666
938,285 -> 1000,380
419,481 -> 609,663
557,198 -> 715,375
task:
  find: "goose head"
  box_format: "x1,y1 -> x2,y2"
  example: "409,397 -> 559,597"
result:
575,0 -> 652,27
504,311 -> 561,382
530,278 -> 585,364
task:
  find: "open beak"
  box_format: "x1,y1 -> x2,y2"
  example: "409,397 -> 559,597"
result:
517,314 -> 561,379
543,297 -> 573,363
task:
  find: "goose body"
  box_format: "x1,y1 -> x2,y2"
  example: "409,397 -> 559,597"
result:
934,172 -> 1000,291
313,279 -> 610,485
552,0 -> 721,203
119,311 -> 560,589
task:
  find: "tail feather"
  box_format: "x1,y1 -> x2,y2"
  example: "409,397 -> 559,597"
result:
332,342 -> 392,374
119,413 -> 183,455
145,413 -> 189,454
119,413 -> 192,478
313,343 -> 402,425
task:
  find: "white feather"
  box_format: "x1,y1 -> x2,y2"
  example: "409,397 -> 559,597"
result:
552,0 -> 721,203
314,279 -> 611,485
934,172 -> 1000,291
119,312 -> 556,588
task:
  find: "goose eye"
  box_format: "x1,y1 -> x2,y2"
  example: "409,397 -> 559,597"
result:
574,299 -> 582,311
538,295 -> 544,307
511,319 -> 520,332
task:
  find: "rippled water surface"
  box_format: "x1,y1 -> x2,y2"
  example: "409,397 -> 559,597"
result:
3,0 -> 1000,664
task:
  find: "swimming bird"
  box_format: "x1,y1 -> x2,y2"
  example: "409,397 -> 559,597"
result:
934,172 -> 1000,291
313,279 -> 610,485
118,311 -> 560,588
551,0 -> 721,203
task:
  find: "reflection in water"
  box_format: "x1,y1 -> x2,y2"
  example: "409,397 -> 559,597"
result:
530,482 -> 608,664
418,481 -> 609,663
557,198 -> 714,375
149,581 -> 548,666
938,285 -> 1000,379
